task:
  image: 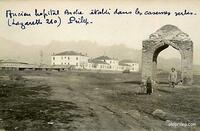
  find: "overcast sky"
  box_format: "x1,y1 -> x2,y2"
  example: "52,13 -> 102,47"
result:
0,0 -> 199,63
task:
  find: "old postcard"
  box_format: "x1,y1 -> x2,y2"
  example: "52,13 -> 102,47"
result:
0,0 -> 199,130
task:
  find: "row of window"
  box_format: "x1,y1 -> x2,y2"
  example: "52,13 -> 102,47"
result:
109,61 -> 118,64
94,66 -> 135,70
53,62 -> 79,66
103,60 -> 117,64
52,57 -> 79,60
52,63 -> 138,71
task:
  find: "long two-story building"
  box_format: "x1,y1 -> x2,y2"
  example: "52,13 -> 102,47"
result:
119,59 -> 139,72
86,56 -> 119,71
51,51 -> 88,69
51,51 -> 139,72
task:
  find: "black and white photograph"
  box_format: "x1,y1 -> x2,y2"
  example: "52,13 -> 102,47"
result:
0,0 -> 200,130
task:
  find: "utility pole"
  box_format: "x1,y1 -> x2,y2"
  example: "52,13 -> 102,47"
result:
40,50 -> 43,67
103,51 -> 106,56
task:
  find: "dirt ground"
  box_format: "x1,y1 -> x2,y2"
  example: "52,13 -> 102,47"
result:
0,70 -> 200,131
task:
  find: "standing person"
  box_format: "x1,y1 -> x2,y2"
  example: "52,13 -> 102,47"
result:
146,77 -> 152,95
168,67 -> 177,88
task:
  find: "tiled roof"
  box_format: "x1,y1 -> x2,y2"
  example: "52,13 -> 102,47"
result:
119,59 -> 138,64
119,63 -> 130,66
0,59 -> 28,64
54,51 -> 86,56
93,56 -> 112,60
89,59 -> 109,65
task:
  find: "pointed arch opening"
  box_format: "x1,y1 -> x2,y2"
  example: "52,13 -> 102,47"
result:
141,25 -> 193,85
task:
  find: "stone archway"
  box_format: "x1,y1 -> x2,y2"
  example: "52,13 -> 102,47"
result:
141,25 -> 193,85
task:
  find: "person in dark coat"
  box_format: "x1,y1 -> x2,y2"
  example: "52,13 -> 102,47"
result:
146,77 -> 152,95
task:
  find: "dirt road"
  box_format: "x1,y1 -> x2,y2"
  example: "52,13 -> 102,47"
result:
28,71 -> 199,131
1,71 -> 199,131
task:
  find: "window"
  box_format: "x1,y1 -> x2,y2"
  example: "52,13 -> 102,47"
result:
76,57 -> 78,60
53,63 -> 55,65
68,57 -> 70,60
61,62 -> 63,65
53,57 -> 55,60
68,63 -> 70,65
76,63 -> 78,66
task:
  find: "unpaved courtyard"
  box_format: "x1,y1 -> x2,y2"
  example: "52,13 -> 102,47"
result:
0,71 -> 200,131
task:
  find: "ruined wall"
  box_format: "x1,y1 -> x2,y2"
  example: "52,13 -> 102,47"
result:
141,39 -> 193,85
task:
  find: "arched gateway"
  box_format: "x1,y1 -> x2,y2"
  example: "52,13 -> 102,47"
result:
141,25 -> 193,85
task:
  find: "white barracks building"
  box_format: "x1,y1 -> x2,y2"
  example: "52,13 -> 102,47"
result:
51,51 -> 88,69
86,56 -> 119,71
51,50 -> 139,72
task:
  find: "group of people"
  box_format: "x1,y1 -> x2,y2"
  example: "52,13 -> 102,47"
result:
144,67 -> 178,95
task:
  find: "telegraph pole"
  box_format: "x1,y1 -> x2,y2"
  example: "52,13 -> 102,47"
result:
40,50 -> 43,67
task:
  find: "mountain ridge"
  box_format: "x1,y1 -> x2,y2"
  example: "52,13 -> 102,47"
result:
0,37 -> 199,73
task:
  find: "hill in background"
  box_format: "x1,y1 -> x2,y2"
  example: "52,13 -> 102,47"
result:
0,37 -> 199,73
